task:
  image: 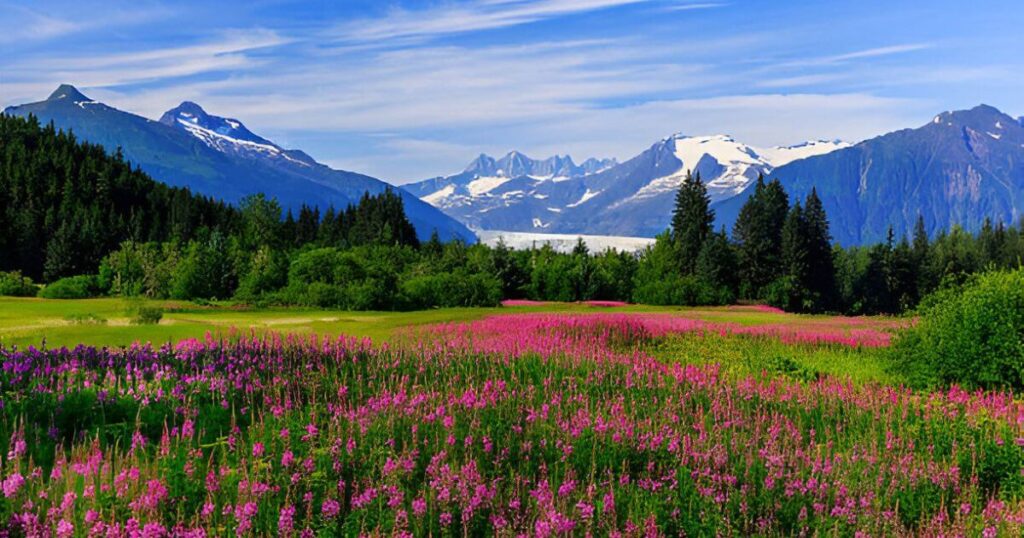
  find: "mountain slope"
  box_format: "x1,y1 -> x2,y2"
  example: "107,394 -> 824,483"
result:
711,105 -> 1024,245
406,136 -> 847,236
3,85 -> 474,242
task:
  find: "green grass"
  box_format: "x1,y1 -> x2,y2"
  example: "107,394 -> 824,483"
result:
0,297 -> 897,385
0,297 -> 713,348
651,332 -> 895,385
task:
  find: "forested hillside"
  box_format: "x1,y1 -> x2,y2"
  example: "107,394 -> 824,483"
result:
0,114 -> 237,281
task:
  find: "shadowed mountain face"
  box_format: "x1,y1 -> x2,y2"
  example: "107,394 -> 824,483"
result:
3,85 -> 475,242
712,105 -> 1024,245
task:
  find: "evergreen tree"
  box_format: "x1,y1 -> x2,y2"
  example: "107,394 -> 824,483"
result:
780,201 -> 809,310
802,189 -> 837,311
695,228 -> 739,302
670,171 -> 714,275
733,176 -> 789,298
912,215 -> 935,294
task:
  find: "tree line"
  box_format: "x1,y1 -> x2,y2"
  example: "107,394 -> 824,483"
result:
658,170 -> 1024,314
3,112 -> 1022,313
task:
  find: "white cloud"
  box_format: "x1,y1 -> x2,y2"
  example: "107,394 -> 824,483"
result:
329,0 -> 652,43
4,30 -> 289,93
0,3 -> 171,44
779,43 -> 933,68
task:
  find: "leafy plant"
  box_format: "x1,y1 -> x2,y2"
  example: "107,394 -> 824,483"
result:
891,268 -> 1024,389
38,274 -> 102,299
0,271 -> 38,296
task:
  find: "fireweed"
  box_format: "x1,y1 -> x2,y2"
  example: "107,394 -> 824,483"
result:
0,313 -> 1021,536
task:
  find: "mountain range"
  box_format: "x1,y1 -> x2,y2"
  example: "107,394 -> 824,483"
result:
405,136 -> 849,237
7,86 -> 1024,247
712,105 -> 1024,245
3,85 -> 475,243
408,105 -> 1024,245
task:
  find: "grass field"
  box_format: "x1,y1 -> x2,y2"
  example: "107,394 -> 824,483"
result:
0,297 -> 901,388
0,297 -> 848,349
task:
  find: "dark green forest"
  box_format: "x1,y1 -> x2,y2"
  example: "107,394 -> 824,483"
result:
1,112 -> 1021,313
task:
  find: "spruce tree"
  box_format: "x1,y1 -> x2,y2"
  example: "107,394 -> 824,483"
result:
780,202 -> 809,310
733,175 -> 789,298
802,189 -> 837,311
670,170 -> 714,275
696,228 -> 739,301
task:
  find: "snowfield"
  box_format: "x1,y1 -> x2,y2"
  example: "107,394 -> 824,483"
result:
477,229 -> 655,253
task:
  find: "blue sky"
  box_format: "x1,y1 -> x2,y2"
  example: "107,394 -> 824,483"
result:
2,0 -> 1022,182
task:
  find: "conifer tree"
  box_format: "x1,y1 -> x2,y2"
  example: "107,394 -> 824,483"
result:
670,170 -> 714,275
696,228 -> 739,301
733,175 -> 789,298
802,189 -> 837,310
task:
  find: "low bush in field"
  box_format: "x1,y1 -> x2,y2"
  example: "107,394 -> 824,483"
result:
131,306 -> 164,325
37,274 -> 102,299
891,268 -> 1024,390
0,271 -> 38,297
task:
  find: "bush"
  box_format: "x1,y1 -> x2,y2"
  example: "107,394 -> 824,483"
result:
132,306 -> 164,325
402,271 -> 503,308
0,271 -> 38,296
38,275 -> 102,299
890,268 -> 1024,390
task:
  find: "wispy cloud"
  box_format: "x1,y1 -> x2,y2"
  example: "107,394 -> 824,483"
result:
663,2 -> 727,11
6,30 -> 289,91
0,2 -> 171,44
328,0 -> 652,43
779,43 -> 933,68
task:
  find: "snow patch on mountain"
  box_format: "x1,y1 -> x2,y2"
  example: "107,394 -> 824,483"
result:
567,188 -> 602,208
467,176 -> 511,196
175,119 -> 311,167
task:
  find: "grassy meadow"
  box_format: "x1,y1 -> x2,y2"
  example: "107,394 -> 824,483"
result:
15,298 -> 1024,536
0,298 -> 898,386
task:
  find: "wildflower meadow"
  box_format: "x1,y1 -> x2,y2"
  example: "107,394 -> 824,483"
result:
1,311 -> 1023,536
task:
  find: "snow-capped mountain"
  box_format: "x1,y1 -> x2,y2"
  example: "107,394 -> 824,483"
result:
4,85 -> 475,242
159,101 -> 320,170
403,151 -> 617,224
713,104 -> 1024,245
404,135 -> 848,236
627,134 -> 850,202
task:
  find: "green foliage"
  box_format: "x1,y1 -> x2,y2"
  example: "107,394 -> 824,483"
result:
0,114 -> 237,281
99,241 -> 181,298
0,271 -> 38,297
132,306 -> 164,325
891,268 -> 1024,389
633,233 -> 687,305
171,232 -> 236,300
402,271 -> 502,308
734,176 -> 789,298
38,275 -> 102,299
670,170 -> 714,275
696,229 -> 738,302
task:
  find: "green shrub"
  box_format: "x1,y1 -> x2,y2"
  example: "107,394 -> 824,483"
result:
38,275 -> 102,299
890,268 -> 1024,389
132,306 -> 164,325
401,271 -> 503,309
0,271 -> 38,296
